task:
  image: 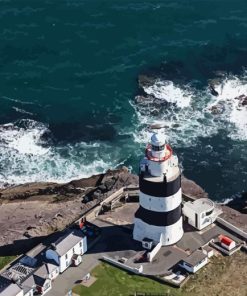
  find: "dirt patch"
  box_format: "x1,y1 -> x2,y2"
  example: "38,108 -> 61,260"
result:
183,251 -> 247,296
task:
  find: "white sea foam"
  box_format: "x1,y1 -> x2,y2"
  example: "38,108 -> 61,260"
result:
143,80 -> 192,108
208,74 -> 247,140
12,107 -> 34,116
132,82 -> 217,147
0,119 -> 116,187
133,72 -> 247,147
0,119 -> 49,155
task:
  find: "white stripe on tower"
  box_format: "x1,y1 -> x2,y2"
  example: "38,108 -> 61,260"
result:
139,189 -> 182,212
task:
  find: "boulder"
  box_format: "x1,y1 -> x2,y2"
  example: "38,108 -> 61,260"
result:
234,94 -> 247,107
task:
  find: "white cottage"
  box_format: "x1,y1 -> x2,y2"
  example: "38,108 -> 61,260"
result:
45,229 -> 87,273
180,250 -> 208,273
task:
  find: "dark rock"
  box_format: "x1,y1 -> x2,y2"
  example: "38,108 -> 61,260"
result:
234,94 -> 247,107
209,84 -> 219,96
138,75 -> 156,88
104,178 -> 116,190
225,192 -> 247,213
209,102 -> 225,115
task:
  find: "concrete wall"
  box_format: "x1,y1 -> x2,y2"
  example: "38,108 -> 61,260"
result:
147,242 -> 162,262
16,289 -> 24,296
24,289 -> 33,296
216,217 -> 247,241
102,256 -> 143,274
49,266 -> 59,281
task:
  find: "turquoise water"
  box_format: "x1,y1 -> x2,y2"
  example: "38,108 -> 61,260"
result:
0,0 -> 247,201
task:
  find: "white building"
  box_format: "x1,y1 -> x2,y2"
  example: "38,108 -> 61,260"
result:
0,282 -> 23,296
219,235 -> 236,251
133,132 -> 184,246
180,250 -> 208,273
183,198 -> 220,230
45,229 -> 87,273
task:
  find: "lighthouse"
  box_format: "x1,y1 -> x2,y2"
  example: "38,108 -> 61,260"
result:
133,132 -> 183,246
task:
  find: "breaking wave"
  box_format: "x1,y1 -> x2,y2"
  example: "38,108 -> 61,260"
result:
0,119 -> 121,187
132,71 -> 247,147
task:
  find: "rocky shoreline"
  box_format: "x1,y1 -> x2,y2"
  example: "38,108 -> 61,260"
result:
0,167 -> 246,254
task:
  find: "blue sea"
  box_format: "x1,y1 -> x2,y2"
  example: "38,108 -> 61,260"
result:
0,0 -> 246,201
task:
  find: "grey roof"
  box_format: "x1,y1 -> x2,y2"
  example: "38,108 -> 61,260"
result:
53,229 -> 85,256
184,198 -> 215,214
22,276 -> 35,294
2,262 -> 35,284
34,264 -> 48,279
183,250 -> 207,267
0,283 -> 22,296
203,245 -> 213,252
46,263 -> 58,274
26,243 -> 46,258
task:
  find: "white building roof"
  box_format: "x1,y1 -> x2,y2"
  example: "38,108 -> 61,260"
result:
183,250 -> 207,267
0,283 -> 22,296
53,229 -> 85,256
184,198 -> 215,214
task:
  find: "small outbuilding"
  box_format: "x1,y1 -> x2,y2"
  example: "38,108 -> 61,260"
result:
202,245 -> 214,258
219,235 -> 236,251
180,250 -> 208,273
182,198 -> 221,230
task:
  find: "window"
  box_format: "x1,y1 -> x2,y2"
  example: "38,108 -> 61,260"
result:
65,254 -> 68,260
72,248 -> 75,254
152,144 -> 165,151
206,209 -> 214,216
79,241 -> 82,247
44,281 -> 51,291
66,261 -> 69,267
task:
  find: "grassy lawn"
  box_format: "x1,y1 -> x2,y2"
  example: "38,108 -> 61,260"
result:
0,256 -> 16,271
73,263 -> 181,296
73,251 -> 247,296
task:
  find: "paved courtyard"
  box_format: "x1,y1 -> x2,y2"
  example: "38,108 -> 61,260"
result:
46,203 -> 244,295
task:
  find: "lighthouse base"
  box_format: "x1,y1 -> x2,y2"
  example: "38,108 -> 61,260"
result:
133,217 -> 184,246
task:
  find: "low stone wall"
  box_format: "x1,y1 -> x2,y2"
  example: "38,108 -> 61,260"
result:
147,242 -> 162,262
102,256 -> 143,274
209,241 -> 242,256
216,217 -> 247,241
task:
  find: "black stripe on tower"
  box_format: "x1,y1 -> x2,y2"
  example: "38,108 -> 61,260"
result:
139,174 -> 181,197
135,205 -> 182,227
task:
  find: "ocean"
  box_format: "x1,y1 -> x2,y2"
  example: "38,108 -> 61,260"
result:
0,0 -> 246,201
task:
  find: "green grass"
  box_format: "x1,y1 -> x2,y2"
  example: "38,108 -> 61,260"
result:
73,263 -> 181,296
0,256 -> 16,271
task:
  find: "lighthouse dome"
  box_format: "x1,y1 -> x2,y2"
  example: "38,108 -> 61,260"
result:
151,132 -> 166,147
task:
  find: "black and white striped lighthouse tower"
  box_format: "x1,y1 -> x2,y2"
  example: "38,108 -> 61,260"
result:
133,132 -> 183,246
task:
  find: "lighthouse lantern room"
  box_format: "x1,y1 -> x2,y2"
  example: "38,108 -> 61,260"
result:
133,132 -> 184,246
